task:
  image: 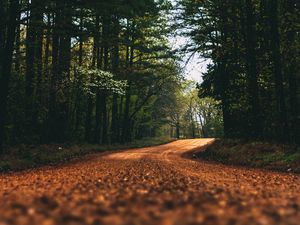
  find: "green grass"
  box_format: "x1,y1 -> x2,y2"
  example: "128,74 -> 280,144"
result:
197,139 -> 300,173
0,136 -> 174,172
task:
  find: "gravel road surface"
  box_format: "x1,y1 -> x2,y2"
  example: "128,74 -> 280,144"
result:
1,139 -> 299,225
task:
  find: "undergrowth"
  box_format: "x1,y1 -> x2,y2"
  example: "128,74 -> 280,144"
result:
0,136 -> 174,172
197,139 -> 300,173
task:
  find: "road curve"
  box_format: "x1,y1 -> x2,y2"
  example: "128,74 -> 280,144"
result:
0,139 -> 300,225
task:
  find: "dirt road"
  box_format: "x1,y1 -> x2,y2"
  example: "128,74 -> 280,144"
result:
0,139 -> 300,225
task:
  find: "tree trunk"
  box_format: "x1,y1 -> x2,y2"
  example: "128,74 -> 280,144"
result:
284,0 -> 299,143
74,10 -> 84,138
54,0 -> 71,142
94,91 -> 102,143
100,15 -> 110,144
269,0 -> 288,142
48,0 -> 60,142
111,18 -> 120,143
217,2 -> 232,138
244,0 -> 262,139
101,92 -> 108,144
122,85 -> 131,143
14,12 -> 21,74
43,13 -> 51,109
34,4 -> 44,138
92,15 -> 103,143
0,0 -> 19,153
48,0 -> 72,142
176,122 -> 180,139
25,0 -> 39,136
122,23 -> 135,143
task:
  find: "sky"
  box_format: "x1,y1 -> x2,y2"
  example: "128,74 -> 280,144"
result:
168,0 -> 211,84
169,35 -> 211,83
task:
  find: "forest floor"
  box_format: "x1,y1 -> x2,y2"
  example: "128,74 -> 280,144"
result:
0,136 -> 173,172
0,139 -> 300,225
197,139 -> 300,173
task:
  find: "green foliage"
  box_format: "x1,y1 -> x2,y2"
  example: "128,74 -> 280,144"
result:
161,80 -> 223,139
77,67 -> 127,95
177,0 -> 300,143
1,0 -> 184,148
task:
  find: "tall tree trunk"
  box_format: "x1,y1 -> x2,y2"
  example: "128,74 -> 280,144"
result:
122,42 -> 134,143
44,13 -> 51,81
284,0 -> 299,143
244,0 -> 262,138
78,10 -> 84,66
0,0 -> 19,153
218,2 -> 232,138
269,0 -> 288,142
34,4 -> 44,139
100,15 -> 110,144
48,0 -> 63,142
25,0 -> 39,137
50,0 -> 71,142
93,15 -> 104,144
14,12 -> 21,74
101,48 -> 109,144
41,12 -> 51,127
74,11 -> 84,138
111,17 -> 120,143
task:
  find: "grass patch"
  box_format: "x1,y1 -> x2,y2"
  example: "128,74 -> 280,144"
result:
197,139 -> 300,173
0,136 -> 174,172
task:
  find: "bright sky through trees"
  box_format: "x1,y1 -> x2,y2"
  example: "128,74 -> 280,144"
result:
168,0 -> 211,83
169,35 -> 211,82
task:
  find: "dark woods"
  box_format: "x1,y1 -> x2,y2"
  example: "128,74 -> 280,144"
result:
0,0 -> 299,154
179,0 -> 299,144
0,0 -> 180,153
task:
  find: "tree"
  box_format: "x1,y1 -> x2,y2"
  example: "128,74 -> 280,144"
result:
0,0 -> 183,151
178,0 -> 300,143
0,0 -> 19,153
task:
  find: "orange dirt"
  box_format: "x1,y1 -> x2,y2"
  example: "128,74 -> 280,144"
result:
0,139 -> 299,225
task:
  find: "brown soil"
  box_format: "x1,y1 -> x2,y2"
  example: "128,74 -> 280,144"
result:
0,139 -> 299,225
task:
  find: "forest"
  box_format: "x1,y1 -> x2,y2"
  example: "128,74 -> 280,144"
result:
178,0 -> 299,143
1,1 -> 300,224
0,0 -> 299,155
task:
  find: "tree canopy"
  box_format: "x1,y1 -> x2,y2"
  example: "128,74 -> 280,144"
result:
0,0 -> 299,154
177,0 -> 300,143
